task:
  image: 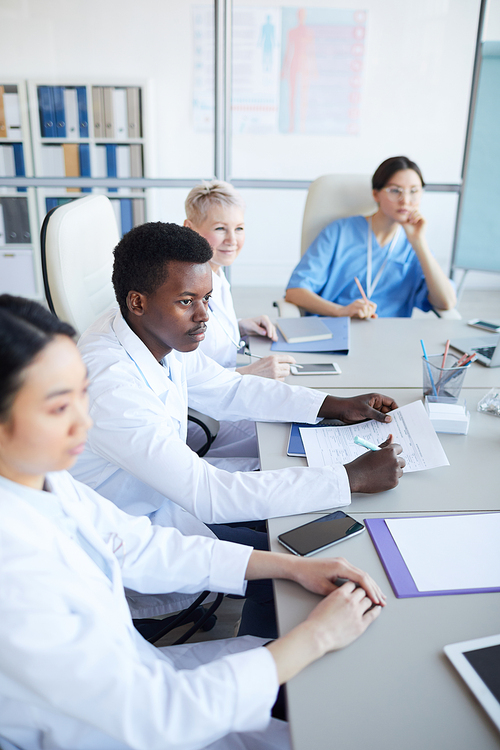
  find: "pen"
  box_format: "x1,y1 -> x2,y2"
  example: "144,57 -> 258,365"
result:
354,436 -> 380,451
437,339 -> 451,395
420,339 -> 438,396
354,276 -> 370,304
242,351 -> 302,367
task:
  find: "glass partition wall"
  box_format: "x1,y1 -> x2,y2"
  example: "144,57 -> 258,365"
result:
0,0 -> 487,297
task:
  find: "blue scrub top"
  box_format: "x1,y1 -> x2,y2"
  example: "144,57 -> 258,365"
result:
286,215 -> 432,318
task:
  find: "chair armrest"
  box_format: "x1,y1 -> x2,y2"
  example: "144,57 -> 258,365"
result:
273,298 -> 301,318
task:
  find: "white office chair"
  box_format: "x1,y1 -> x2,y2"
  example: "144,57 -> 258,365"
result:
275,174 -> 460,319
40,194 -> 119,336
275,174 -> 375,318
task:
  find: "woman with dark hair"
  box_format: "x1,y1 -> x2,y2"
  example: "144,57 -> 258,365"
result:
285,156 -> 456,318
0,294 -> 384,750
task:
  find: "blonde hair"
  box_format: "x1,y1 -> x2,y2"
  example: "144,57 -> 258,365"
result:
185,180 -> 245,226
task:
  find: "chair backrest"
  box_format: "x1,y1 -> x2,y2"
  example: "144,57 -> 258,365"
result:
300,174 -> 377,255
41,195 -> 120,335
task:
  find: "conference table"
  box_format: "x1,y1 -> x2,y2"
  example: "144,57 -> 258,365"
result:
249,317 -> 500,389
249,319 -> 500,750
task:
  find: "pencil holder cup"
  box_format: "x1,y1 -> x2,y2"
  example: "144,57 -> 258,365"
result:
422,353 -> 469,400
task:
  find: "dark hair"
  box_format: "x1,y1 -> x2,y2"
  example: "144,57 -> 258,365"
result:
112,222 -> 213,318
0,295 -> 75,421
372,156 -> 425,191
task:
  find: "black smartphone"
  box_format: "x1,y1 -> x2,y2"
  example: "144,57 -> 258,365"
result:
277,511 -> 365,556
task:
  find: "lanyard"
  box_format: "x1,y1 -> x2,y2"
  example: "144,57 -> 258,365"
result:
366,217 -> 401,299
208,301 -> 246,350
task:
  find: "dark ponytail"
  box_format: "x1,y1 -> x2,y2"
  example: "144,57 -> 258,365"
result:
0,295 -> 75,421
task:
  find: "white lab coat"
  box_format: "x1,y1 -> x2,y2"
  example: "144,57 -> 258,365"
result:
199,269 -> 241,369
73,309 -> 350,543
0,471 -> 290,750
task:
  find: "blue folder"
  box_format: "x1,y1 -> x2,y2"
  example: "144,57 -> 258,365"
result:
12,143 -> 26,192
79,144 -> 91,193
76,87 -> 89,138
52,86 -> 66,138
120,199 -> 133,236
38,86 -> 56,137
271,316 -> 350,353
106,145 -> 117,192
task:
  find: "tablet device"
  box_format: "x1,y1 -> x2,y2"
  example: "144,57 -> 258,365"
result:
287,420 -> 344,457
444,633 -> 500,732
290,363 -> 341,376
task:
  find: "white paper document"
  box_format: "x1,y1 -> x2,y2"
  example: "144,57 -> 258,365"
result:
386,514 -> 500,591
299,400 -> 449,473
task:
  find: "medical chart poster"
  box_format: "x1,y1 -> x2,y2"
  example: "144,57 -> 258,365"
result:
279,8 -> 367,135
192,6 -> 366,136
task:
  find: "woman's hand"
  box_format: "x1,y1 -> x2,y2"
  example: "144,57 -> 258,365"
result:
341,299 -> 377,319
239,315 -> 278,340
236,354 -> 296,381
290,555 -> 386,605
401,208 -> 426,245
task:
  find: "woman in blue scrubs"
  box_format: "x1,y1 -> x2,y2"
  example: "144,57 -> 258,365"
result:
285,156 -> 456,318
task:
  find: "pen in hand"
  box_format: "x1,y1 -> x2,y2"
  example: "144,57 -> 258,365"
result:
354,436 -> 381,452
242,351 -> 303,368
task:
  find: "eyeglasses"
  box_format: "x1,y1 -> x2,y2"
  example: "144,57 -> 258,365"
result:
383,186 -> 422,203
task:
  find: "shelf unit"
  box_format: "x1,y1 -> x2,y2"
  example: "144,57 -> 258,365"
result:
0,81 -> 42,298
27,80 -> 149,239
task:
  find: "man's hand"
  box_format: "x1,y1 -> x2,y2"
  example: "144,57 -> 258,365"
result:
345,435 -> 405,493
318,393 -> 398,423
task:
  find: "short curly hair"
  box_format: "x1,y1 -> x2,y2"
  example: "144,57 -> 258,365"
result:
112,222 -> 213,318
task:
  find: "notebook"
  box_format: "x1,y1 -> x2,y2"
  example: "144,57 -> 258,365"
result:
276,317 -> 332,343
272,316 -> 350,354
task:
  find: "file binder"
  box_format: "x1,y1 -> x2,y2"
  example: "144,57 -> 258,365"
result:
103,87 -> 115,138
1,197 -> 30,243
0,86 -> 6,137
12,143 -> 26,192
132,198 -> 145,226
63,87 -> 79,137
113,88 -> 128,140
106,144 -> 117,192
63,143 -> 80,192
120,198 -> 133,235
3,86 -> 21,138
126,87 -> 141,137
52,86 -> 67,138
0,145 -> 15,176
92,87 -> 104,138
79,144 -> 91,193
76,87 -> 89,138
38,86 -> 56,137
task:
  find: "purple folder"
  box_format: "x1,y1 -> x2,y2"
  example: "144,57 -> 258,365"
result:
365,516 -> 500,599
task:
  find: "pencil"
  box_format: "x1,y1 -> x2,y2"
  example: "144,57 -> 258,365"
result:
354,276 -> 370,303
441,339 -> 450,370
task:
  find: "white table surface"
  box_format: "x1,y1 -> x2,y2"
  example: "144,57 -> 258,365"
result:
257,388 -> 500,514
268,511 -> 500,750
249,318 -> 500,389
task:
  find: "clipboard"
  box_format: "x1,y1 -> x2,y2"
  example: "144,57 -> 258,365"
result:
365,516 -> 500,599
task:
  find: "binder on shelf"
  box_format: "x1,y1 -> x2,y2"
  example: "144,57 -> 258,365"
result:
62,143 -> 80,192
52,86 -> 66,138
0,197 -> 31,243
38,86 -> 56,137
3,86 -> 21,138
0,145 -> 15,176
0,203 -> 5,243
12,143 -> 26,192
63,87 -> 79,137
109,198 -> 121,232
103,87 -> 114,139
0,86 -> 6,138
132,198 -> 145,226
120,199 -> 133,235
92,86 -> 105,138
79,144 -> 91,192
45,197 -> 75,213
126,87 -> 141,137
93,144 -> 107,178
113,88 -> 128,140
106,144 -> 117,192
41,145 -> 65,176
76,87 -> 89,138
